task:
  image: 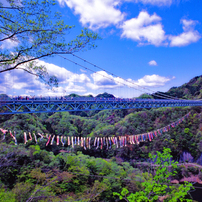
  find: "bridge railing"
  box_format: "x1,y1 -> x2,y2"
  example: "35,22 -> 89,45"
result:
0,96 -> 148,102
1,96 -> 202,103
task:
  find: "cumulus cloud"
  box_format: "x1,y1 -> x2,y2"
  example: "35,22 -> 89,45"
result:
35,83 -> 87,97
121,11 -> 166,46
135,74 -> 174,87
55,0 -> 200,47
37,60 -> 91,84
1,60 -> 175,97
0,69 -> 47,91
169,19 -> 201,47
86,71 -> 136,90
91,71 -> 117,86
57,0 -> 125,29
0,60 -> 90,96
148,60 -> 157,66
87,71 -> 119,90
86,70 -> 174,90
65,82 -> 87,93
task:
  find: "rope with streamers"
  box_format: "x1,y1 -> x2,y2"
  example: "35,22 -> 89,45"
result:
0,112 -> 191,149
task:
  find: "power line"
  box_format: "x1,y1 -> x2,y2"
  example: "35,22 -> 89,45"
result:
70,53 -> 180,100
58,54 -> 147,95
58,54 -> 177,100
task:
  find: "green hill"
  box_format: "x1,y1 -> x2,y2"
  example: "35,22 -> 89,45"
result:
152,75 -> 202,99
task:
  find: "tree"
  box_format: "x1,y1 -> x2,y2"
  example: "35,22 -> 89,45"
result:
0,187 -> 15,202
114,148 -> 193,202
0,0 -> 99,87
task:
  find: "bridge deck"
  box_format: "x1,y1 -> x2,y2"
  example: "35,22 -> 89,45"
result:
0,99 -> 202,114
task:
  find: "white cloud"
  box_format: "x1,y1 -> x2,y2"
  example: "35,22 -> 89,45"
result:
25,90 -> 35,94
1,61 -> 175,97
0,0 -> 22,7
57,0 -> 125,29
80,68 -> 87,73
82,92 -> 98,97
56,0 -> 200,48
36,84 -> 86,97
169,32 -> 200,47
121,11 -> 166,46
0,0 -> 10,6
1,39 -> 19,50
91,71 -> 117,86
86,70 -> 174,90
181,19 -> 196,31
37,60 -> 91,84
0,86 -> 7,94
0,60 -> 90,96
148,60 -> 157,66
135,74 -> 173,86
134,0 -> 173,6
86,71 -> 135,90
37,61 -> 90,94
87,71 -> 119,90
12,82 -> 29,90
169,19 -> 201,47
0,68 -> 47,97
65,82 -> 87,93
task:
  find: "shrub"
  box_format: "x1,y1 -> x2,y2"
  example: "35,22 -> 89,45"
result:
198,172 -> 202,181
187,166 -> 199,175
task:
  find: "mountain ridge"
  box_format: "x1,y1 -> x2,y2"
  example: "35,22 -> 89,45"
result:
152,75 -> 202,100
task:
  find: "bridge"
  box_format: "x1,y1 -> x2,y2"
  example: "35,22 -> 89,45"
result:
1,52 -> 202,115
0,98 -> 202,115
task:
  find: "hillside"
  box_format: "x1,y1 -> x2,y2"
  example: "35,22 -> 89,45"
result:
152,75 -> 202,99
0,76 -> 202,201
1,76 -> 202,161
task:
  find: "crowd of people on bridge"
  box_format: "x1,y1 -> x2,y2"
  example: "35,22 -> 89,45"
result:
1,95 -> 139,102
1,95 -> 185,102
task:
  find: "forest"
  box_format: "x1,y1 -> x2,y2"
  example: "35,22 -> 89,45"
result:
0,75 -> 202,201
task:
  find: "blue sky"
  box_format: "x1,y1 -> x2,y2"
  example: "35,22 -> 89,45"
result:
1,0 -> 202,98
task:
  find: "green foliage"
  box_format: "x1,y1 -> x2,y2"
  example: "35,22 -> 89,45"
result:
12,182 -> 33,202
137,94 -> 153,99
1,79 -> 202,201
113,187 -> 129,200
184,128 -> 190,134
0,187 -> 15,202
0,143 -> 31,188
1,103 -> 202,162
114,148 -> 193,202
0,140 -> 200,202
0,0 -> 99,87
30,144 -> 41,155
96,92 -> 115,98
166,76 -> 202,99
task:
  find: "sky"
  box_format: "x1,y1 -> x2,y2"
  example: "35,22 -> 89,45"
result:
1,0 -> 202,98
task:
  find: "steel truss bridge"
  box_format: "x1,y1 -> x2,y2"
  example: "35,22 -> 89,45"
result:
0,98 -> 202,115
